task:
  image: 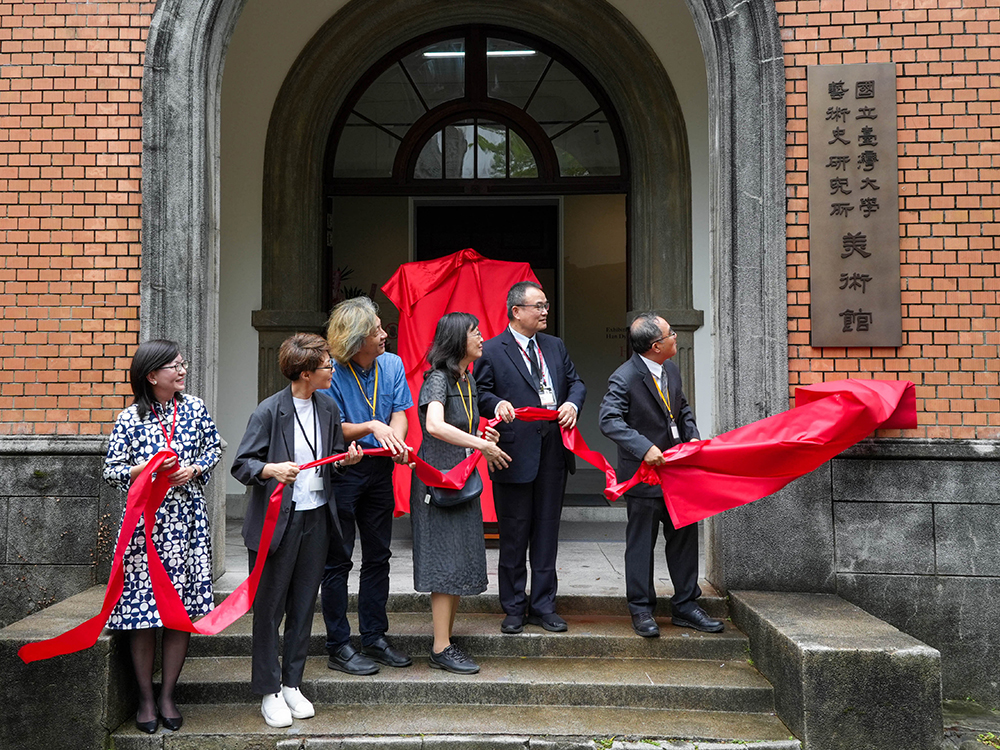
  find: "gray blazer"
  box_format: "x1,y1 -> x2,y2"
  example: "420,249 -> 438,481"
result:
598,353 -> 699,502
231,386 -> 345,554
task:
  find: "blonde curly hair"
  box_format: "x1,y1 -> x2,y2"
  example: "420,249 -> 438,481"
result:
326,296 -> 380,365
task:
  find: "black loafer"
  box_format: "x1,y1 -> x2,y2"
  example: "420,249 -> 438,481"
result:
428,643 -> 480,674
671,605 -> 725,633
328,643 -> 380,675
363,636 -> 412,668
501,614 -> 525,634
631,611 -> 660,638
527,612 -> 568,632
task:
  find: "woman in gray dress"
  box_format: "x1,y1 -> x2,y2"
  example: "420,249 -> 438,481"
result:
411,312 -> 511,674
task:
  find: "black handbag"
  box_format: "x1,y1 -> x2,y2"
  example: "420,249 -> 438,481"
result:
428,466 -> 483,507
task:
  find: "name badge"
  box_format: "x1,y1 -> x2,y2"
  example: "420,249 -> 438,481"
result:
539,385 -> 557,408
307,472 -> 324,492
670,423 -> 681,441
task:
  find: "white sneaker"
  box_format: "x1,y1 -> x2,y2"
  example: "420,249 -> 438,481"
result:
281,684 -> 315,719
261,691 -> 293,727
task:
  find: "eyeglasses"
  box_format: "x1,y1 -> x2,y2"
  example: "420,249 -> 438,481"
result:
315,364 -> 334,371
160,360 -> 189,372
469,329 -> 483,338
651,330 -> 678,345
516,302 -> 550,312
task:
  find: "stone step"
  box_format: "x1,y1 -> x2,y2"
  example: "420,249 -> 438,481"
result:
211,589 -> 731,619
188,611 -> 750,661
111,703 -> 797,748
171,654 -> 775,713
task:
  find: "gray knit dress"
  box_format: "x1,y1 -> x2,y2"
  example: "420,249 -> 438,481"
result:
409,369 -> 488,596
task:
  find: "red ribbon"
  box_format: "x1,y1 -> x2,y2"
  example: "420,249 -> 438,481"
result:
19,445 -> 484,663
19,378 -> 915,662
487,381 -> 916,530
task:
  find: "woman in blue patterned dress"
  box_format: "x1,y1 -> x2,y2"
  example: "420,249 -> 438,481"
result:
103,339 -> 222,734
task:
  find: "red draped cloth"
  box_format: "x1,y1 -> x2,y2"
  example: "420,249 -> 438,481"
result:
382,248 -> 539,521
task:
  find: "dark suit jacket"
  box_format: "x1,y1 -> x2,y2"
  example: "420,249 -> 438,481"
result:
231,386 -> 345,554
598,353 -> 699,502
473,328 -> 586,484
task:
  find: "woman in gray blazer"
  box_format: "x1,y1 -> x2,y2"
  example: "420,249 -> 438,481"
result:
231,333 -> 362,727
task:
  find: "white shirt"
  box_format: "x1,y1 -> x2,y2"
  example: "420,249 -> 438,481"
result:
507,327 -> 578,413
291,395 -> 326,512
638,353 -> 664,383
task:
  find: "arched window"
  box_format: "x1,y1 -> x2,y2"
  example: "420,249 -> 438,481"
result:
325,26 -> 628,194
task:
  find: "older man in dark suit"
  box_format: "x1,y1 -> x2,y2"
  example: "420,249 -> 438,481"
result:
474,281 -> 586,634
599,312 -> 723,637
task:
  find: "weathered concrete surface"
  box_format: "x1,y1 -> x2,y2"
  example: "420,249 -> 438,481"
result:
0,441 -> 106,627
0,586 -> 134,750
108,704 -> 797,748
731,590 -> 942,750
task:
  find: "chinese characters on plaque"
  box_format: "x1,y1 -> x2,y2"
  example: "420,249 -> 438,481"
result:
808,63 -> 902,346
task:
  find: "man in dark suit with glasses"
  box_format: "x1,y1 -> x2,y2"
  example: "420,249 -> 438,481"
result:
599,312 -> 724,637
474,281 -> 586,634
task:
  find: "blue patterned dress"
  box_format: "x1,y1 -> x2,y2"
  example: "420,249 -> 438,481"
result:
103,395 -> 222,630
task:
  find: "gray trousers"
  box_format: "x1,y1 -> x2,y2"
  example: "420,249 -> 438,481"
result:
248,505 -> 329,695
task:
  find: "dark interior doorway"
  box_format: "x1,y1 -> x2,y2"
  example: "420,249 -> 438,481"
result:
414,200 -> 560,332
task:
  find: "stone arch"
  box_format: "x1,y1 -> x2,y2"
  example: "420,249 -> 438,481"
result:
141,0 -> 786,582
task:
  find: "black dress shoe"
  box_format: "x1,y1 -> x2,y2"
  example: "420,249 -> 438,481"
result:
160,713 -> 183,731
428,643 -> 480,674
631,611 -> 660,638
672,605 -> 725,633
135,716 -> 158,734
328,643 -> 380,675
363,636 -> 412,668
500,614 -> 525,634
527,612 -> 568,632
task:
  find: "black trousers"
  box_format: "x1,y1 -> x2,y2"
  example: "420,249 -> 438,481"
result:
248,505 -> 329,695
321,457 -> 395,651
493,420 -> 567,617
624,495 -> 701,616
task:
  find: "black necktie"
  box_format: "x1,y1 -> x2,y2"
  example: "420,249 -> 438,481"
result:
527,340 -> 542,388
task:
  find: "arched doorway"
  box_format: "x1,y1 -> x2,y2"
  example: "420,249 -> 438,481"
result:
142,0 -> 786,587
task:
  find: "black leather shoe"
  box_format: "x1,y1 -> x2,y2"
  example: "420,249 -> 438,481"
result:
631,611 -> 660,638
160,713 -> 183,731
501,614 -> 525,634
135,716 -> 158,734
363,636 -> 412,668
672,605 -> 725,633
328,643 -> 380,675
428,643 -> 480,674
527,612 -> 568,632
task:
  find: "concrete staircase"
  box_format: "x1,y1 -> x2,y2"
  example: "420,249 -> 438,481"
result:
109,590 -> 799,749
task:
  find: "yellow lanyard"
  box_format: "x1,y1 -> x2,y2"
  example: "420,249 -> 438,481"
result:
457,377 -> 474,434
652,375 -> 675,421
348,361 -> 378,418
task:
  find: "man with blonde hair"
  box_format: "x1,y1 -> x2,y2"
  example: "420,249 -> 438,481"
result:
320,296 -> 413,674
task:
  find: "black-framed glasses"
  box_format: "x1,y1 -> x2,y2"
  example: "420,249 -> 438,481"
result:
160,360 -> 189,372
516,301 -> 550,311
315,364 -> 335,370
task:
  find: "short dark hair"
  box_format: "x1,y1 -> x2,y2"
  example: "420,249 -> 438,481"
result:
278,333 -> 329,381
129,339 -> 185,420
629,312 -> 663,354
506,281 -> 543,321
425,312 -> 479,382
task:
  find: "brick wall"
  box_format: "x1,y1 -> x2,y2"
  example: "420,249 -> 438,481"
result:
781,0 -> 1000,439
0,1 -> 153,436
1,0 -> 998,439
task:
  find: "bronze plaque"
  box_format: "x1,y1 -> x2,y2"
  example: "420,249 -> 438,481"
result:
808,63 -> 901,347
